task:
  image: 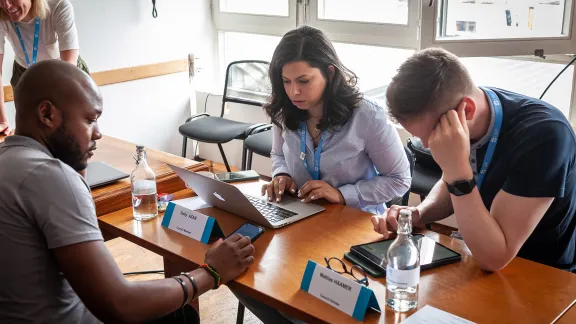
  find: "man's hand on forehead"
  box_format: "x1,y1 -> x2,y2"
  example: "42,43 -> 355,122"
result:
429,101 -> 473,184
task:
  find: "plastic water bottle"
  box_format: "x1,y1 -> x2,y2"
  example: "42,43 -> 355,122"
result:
130,145 -> 158,221
384,209 -> 420,312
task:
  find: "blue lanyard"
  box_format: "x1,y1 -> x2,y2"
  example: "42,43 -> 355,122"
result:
477,88 -> 503,189
299,121 -> 326,180
12,18 -> 40,67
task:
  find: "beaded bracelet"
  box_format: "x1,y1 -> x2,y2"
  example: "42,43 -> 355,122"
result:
199,263 -> 221,289
181,272 -> 198,301
172,276 -> 188,308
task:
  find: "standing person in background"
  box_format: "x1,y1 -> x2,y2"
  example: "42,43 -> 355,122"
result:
0,0 -> 89,135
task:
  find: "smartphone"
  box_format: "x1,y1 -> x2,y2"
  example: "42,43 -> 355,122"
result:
226,222 -> 264,242
215,170 -> 260,183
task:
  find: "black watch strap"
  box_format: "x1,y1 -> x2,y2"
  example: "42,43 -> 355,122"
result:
445,177 -> 477,196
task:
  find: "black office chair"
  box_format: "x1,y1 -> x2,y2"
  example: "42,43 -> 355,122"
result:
179,60 -> 271,172
406,137 -> 442,202
242,124 -> 273,170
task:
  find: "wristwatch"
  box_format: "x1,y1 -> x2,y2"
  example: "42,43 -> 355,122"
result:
445,177 -> 477,196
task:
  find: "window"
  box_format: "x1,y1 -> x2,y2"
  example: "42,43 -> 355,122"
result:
307,0 -> 420,49
332,43 -> 413,105
462,57 -> 574,117
212,0 -> 576,122
421,0 -> 576,57
219,0 -> 289,16
212,0 -> 296,36
317,0 -> 409,25
222,32 -> 281,67
221,32 -> 413,106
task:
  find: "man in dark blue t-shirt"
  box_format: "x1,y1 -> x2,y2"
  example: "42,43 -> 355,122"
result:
372,48 -> 576,272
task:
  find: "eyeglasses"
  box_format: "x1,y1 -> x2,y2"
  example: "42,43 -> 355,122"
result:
324,257 -> 368,286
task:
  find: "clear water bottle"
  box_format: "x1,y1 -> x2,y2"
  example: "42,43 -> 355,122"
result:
131,145 -> 158,221
383,209 -> 420,312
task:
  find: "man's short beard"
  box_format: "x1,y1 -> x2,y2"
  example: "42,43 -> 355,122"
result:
46,123 -> 86,171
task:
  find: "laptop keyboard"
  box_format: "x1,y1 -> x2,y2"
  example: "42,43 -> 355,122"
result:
245,195 -> 298,223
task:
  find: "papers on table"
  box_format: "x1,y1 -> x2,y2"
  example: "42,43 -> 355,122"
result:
401,305 -> 475,324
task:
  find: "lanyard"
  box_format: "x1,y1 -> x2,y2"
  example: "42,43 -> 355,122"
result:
299,121 -> 326,180
13,18 -> 40,67
476,88 -> 503,189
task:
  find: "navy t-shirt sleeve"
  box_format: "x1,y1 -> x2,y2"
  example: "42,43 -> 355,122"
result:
502,121 -> 575,198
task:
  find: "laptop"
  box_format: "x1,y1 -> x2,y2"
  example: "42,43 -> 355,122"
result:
167,164 -> 325,229
86,161 -> 130,188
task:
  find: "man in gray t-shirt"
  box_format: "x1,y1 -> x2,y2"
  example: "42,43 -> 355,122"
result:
0,136 -> 102,323
0,60 -> 255,324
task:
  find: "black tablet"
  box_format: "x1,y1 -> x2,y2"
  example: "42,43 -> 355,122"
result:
350,234 -> 461,271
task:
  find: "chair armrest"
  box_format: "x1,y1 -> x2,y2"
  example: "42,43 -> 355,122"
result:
184,113 -> 210,123
246,123 -> 273,136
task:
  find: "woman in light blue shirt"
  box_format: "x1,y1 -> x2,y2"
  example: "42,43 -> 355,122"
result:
262,25 -> 411,214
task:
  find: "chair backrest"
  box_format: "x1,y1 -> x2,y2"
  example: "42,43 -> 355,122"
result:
221,60 -> 271,117
386,146 -> 415,208
406,136 -> 441,172
401,146 -> 415,206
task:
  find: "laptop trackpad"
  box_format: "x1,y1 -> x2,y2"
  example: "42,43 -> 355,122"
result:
271,196 -> 323,213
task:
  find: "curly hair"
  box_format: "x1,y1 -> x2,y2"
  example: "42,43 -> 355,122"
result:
265,25 -> 363,132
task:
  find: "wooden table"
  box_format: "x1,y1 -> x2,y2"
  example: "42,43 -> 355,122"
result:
555,299 -> 576,324
98,182 -> 576,324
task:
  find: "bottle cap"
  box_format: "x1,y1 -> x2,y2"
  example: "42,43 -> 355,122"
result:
136,145 -> 145,150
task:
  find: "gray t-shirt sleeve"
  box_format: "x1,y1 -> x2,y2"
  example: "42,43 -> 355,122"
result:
20,160 -> 103,249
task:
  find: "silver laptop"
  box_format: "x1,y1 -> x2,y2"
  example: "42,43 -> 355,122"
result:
167,164 -> 325,229
86,161 -> 130,188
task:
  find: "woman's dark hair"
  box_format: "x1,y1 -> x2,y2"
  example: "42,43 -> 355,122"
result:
265,25 -> 363,131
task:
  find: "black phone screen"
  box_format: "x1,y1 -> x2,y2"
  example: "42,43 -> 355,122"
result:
228,223 -> 264,242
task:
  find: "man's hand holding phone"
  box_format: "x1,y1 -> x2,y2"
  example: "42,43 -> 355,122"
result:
204,234 -> 255,284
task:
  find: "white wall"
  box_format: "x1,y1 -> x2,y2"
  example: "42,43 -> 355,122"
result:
3,0 -> 216,156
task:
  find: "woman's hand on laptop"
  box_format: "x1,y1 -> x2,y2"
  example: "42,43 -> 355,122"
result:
371,205 -> 421,239
204,234 -> 255,284
298,180 -> 345,205
261,174 -> 296,203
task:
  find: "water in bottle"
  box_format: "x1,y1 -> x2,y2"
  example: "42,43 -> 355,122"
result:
383,209 -> 420,312
131,145 -> 158,221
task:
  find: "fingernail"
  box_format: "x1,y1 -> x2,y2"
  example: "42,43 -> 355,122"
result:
276,198 -> 280,203
300,199 -> 305,203
298,193 -> 302,197
279,191 -> 282,195
291,189 -> 295,193
268,197 -> 272,201
311,195 -> 315,199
